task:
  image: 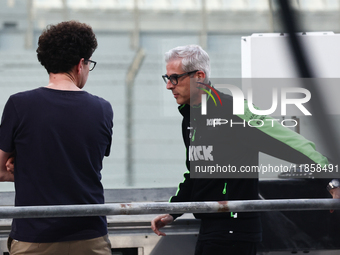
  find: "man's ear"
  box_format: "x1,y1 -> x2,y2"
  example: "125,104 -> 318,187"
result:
196,70 -> 206,82
76,58 -> 84,74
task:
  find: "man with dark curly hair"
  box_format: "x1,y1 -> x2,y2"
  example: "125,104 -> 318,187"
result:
0,21 -> 113,254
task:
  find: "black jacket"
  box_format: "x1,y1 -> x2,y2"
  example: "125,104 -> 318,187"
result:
170,89 -> 329,242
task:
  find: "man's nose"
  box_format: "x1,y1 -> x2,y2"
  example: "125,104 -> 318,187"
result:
166,80 -> 175,90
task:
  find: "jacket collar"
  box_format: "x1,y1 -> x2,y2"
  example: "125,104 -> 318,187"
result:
178,84 -> 217,118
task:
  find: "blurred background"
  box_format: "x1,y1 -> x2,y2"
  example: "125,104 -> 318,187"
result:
0,0 -> 339,191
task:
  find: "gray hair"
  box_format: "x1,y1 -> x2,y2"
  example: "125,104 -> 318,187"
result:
165,45 -> 210,83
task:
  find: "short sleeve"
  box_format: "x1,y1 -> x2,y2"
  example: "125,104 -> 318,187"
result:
0,97 -> 19,153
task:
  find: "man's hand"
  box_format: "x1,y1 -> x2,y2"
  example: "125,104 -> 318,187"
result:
329,187 -> 340,213
0,150 -> 14,182
151,214 -> 174,236
6,156 -> 14,174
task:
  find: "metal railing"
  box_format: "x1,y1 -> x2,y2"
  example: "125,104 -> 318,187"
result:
0,199 -> 339,219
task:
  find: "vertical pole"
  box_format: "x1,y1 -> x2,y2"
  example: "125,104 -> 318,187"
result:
62,0 -> 69,21
268,0 -> 275,32
125,48 -> 145,186
200,0 -> 207,49
25,0 -> 34,49
131,0 -> 140,50
126,76 -> 133,186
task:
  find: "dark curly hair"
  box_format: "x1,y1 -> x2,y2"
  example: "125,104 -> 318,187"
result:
37,21 -> 98,74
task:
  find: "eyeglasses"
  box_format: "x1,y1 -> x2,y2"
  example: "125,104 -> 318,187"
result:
84,59 -> 97,71
162,70 -> 199,85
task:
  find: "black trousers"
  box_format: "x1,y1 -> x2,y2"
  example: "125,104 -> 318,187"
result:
194,239 -> 257,255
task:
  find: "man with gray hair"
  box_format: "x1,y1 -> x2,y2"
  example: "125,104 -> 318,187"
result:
151,44 -> 329,255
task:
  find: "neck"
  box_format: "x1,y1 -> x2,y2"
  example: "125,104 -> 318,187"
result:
46,72 -> 81,91
189,89 -> 205,106
190,99 -> 202,107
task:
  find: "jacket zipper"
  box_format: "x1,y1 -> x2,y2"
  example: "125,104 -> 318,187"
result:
222,183 -> 237,218
222,182 -> 227,195
191,129 -> 196,142
191,118 -> 196,142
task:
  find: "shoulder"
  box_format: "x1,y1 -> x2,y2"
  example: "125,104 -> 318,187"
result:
10,88 -> 42,100
84,92 -> 113,117
7,88 -> 44,107
218,91 -> 233,104
85,92 -> 111,108
214,89 -> 234,110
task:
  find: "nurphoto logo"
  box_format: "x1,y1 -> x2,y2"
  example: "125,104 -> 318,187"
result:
200,84 -> 311,116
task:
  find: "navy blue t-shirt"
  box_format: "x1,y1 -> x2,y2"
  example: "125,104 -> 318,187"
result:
0,87 -> 113,242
